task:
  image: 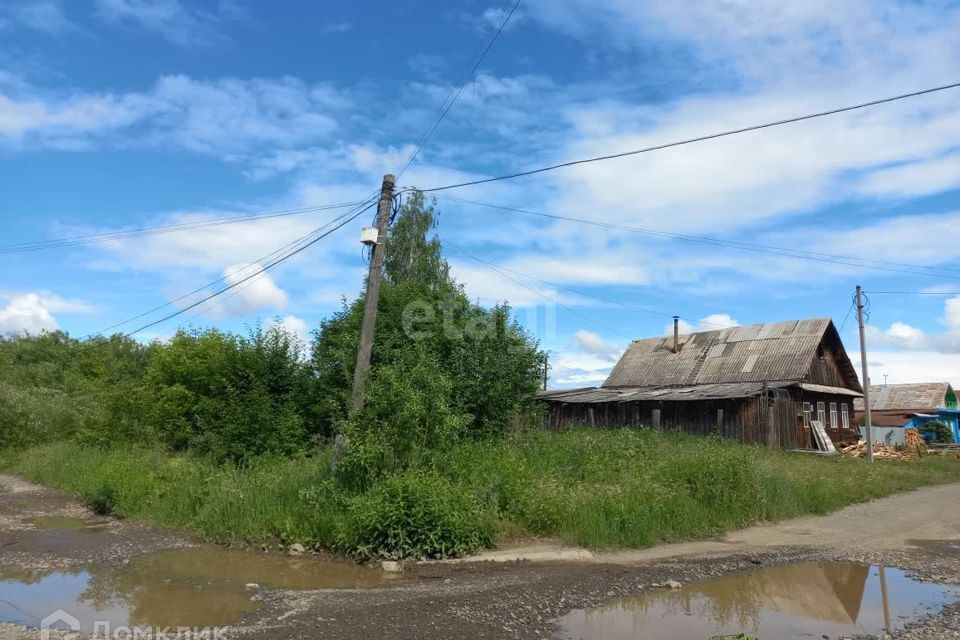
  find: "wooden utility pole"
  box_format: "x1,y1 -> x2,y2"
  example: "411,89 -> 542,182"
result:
856,285 -> 874,463
542,353 -> 549,391
351,174 -> 396,411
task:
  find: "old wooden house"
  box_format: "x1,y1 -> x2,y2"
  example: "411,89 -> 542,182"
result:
539,318 -> 863,449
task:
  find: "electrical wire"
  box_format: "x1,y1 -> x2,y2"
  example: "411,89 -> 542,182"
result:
116,199 -> 377,338
412,80 -> 960,193
177,202 -> 379,326
864,290 -> 960,295
0,200 -> 367,254
123,202 -> 374,338
838,296 -> 856,334
395,0 -> 521,180
95,194 -> 379,335
436,194 -> 960,280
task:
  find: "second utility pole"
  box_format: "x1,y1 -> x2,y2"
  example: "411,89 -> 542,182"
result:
351,174 -> 396,411
855,285 -> 874,463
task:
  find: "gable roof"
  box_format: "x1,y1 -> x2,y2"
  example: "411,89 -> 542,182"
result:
854,382 -> 954,411
603,318 -> 860,390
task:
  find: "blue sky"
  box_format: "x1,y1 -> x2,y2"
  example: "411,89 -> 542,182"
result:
3,0 -> 960,388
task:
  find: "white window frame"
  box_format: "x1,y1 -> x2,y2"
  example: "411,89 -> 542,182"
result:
803,402 -> 812,428
817,402 -> 826,426
841,403 -> 849,429
829,402 -> 838,429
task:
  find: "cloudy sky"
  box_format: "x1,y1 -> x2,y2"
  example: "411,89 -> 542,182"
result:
2,0 -> 960,388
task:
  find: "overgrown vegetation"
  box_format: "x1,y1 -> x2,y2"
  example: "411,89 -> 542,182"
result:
1,193 -> 958,559
4,431 -> 958,557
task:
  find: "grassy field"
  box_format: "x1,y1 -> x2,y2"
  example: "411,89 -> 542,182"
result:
3,429 -> 958,557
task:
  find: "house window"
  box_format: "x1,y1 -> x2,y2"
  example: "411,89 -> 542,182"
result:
803,403 -> 812,428
817,402 -> 826,426
829,402 -> 838,429
841,404 -> 850,429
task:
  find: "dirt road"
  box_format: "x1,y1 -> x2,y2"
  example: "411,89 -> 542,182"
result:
1,475 -> 958,639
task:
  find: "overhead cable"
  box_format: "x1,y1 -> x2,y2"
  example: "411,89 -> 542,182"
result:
415,81 -> 960,193
437,195 -> 960,280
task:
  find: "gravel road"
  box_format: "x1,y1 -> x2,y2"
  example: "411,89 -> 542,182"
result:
1,475 -> 957,640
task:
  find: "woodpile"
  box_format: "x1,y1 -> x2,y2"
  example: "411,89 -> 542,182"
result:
839,440 -> 911,461
837,428 -> 959,461
904,428 -> 923,448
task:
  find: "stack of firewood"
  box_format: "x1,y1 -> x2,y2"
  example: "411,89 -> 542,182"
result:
904,428 -> 923,448
839,440 -> 910,460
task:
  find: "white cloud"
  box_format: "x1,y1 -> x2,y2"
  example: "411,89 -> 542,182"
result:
551,88 -> 960,234
867,295 -> 960,352
698,313 -> 740,330
570,329 -> 619,355
0,75 -> 346,161
0,291 -> 93,335
94,0 -> 239,46
550,350 -> 618,388
505,254 -> 647,286
664,313 -> 739,335
867,350 -> 960,389
449,261 -> 571,308
856,153 -> 960,199
525,0 -> 960,84
268,314 -> 310,347
1,1 -> 78,34
869,321 -> 929,350
208,263 -> 288,316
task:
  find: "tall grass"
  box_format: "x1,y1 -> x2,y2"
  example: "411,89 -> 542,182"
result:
3,429 -> 958,556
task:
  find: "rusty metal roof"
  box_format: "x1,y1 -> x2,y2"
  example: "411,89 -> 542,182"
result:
603,318 -> 853,388
854,382 -> 954,411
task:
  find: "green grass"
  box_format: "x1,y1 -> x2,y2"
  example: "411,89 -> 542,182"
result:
3,429 -> 959,556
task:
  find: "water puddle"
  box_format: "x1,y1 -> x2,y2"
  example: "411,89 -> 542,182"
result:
29,516 -> 109,533
0,547 -> 405,632
558,562 -> 959,640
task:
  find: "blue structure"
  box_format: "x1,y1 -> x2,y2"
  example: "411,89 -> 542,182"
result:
855,382 -> 959,444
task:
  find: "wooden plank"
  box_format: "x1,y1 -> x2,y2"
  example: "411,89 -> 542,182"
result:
811,420 -> 836,453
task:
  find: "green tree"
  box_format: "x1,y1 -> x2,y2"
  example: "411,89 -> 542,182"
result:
310,191 -> 545,446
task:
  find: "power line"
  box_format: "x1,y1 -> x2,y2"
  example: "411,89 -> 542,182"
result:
839,296 -> 856,334
864,290 -> 960,295
396,0 -> 521,180
0,200 -> 367,254
436,194 -> 960,280
119,200 -> 377,338
413,80 -> 960,193
94,194 -> 379,335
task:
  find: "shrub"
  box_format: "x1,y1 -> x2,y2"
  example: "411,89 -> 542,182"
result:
335,357 -> 468,489
144,324 -> 311,461
919,421 -> 953,444
339,470 -> 495,559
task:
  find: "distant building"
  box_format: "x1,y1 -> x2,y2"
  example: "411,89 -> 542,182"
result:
854,382 -> 960,444
538,318 -> 863,450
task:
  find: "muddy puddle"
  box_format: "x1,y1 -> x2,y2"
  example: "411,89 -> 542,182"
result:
29,516 -> 109,533
0,546 -> 406,632
558,562 -> 959,640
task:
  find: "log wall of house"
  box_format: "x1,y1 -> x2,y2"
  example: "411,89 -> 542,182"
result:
545,389 -> 857,450
796,390 -> 860,445
547,397 -> 767,444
